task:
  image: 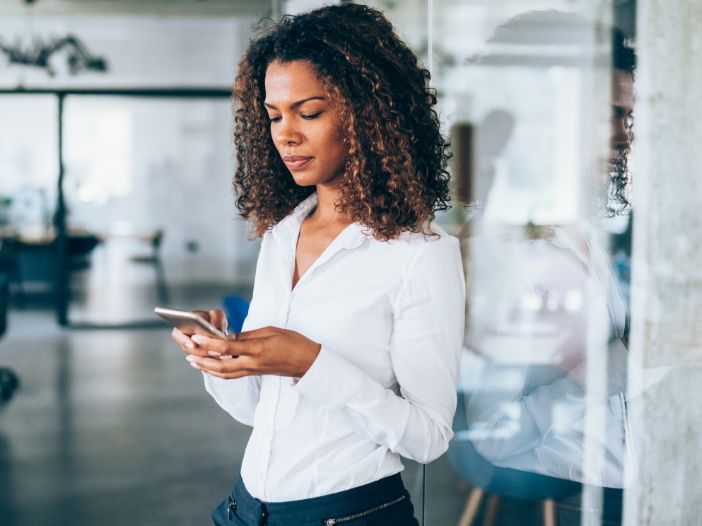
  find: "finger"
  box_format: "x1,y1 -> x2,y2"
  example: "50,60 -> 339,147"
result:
182,343 -> 216,358
172,330 -> 212,358
236,326 -> 281,341
186,354 -> 254,376
192,310 -> 211,322
190,334 -> 248,356
171,328 -> 219,358
185,309 -> 227,339
200,369 -> 251,380
194,335 -> 271,357
208,310 -> 229,332
172,328 -> 204,352
171,327 -> 194,347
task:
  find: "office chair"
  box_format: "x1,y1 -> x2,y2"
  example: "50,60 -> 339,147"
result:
0,239 -> 25,307
222,295 -> 250,334
130,229 -> 169,303
0,271 -> 19,405
447,392 -> 581,526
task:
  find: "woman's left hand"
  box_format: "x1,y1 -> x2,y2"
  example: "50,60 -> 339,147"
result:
186,326 -> 321,380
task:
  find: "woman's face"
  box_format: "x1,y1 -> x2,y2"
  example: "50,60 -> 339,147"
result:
264,60 -> 347,187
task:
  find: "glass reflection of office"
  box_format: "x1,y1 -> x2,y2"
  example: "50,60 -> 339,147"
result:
429,3 -> 632,524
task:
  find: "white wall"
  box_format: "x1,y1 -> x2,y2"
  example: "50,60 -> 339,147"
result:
0,15 -> 263,285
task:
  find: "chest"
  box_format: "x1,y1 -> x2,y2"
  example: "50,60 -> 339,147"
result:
245,232 -> 411,387
293,222 -> 349,287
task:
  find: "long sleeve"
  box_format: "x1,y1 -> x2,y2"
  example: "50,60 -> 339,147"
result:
202,311 -> 262,427
465,338 -> 632,487
293,235 -> 466,464
201,236 -> 269,427
203,372 -> 261,427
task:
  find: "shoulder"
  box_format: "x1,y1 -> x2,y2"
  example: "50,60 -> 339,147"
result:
385,224 -> 460,258
386,225 -> 465,309
365,223 -> 461,278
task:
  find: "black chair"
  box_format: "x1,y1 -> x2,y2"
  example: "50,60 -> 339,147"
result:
129,229 -> 169,303
0,271 -> 19,405
0,239 -> 25,307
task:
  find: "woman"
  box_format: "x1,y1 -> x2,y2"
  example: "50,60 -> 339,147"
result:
171,4 -> 465,525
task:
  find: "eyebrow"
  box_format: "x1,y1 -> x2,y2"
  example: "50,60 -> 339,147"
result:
263,96 -> 325,110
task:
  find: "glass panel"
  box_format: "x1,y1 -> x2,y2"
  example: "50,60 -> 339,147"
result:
62,96 -> 259,324
416,1 -> 625,525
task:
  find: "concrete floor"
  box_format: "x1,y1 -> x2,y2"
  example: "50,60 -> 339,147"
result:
0,284 -> 597,526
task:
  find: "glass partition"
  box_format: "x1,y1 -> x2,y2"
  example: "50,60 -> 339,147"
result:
371,0 -> 633,524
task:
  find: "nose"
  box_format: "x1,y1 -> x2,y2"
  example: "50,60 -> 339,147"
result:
611,119 -> 630,151
610,106 -> 631,150
276,118 -> 302,147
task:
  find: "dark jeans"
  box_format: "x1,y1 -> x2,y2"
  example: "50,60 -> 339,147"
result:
212,473 -> 420,526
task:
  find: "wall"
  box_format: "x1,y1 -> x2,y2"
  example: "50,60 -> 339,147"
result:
0,15 -> 263,285
624,0 -> 702,523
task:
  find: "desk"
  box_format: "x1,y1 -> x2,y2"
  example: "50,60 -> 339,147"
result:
0,227 -> 102,296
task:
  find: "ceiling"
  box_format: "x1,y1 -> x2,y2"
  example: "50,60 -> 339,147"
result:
0,0 -> 273,17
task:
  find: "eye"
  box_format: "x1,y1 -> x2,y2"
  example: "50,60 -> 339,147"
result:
301,112 -> 322,120
268,115 -> 282,123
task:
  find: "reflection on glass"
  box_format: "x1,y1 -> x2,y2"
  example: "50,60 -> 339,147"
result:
406,1 -> 644,524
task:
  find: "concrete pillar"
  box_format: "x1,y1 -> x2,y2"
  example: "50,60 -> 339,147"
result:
624,1 -> 702,524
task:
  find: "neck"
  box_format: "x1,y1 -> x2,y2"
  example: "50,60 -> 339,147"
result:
309,183 -> 351,226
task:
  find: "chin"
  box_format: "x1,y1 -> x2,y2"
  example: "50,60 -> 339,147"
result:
290,168 -> 344,188
290,173 -> 320,187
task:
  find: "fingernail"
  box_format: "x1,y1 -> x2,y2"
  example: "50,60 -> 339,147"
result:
185,341 -> 195,350
192,335 -> 206,344
186,355 -> 197,363
208,351 -> 221,357
220,355 -> 234,361
189,362 -> 201,370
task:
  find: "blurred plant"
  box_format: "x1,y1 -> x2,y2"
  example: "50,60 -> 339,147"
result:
0,34 -> 108,77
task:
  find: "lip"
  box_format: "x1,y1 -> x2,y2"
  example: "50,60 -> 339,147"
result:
282,155 -> 313,170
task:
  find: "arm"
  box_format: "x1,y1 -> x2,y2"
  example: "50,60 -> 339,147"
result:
175,233 -> 271,427
466,341 -> 630,487
172,309 -> 262,427
293,236 -> 466,463
201,312 -> 262,427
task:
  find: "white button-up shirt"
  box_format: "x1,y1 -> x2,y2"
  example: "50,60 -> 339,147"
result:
203,193 -> 465,502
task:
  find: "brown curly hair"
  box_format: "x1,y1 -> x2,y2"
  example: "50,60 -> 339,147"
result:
232,3 -> 451,240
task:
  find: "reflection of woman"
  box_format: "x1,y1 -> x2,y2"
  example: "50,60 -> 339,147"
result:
171,5 -> 465,525
458,25 -> 638,489
463,223 -> 631,487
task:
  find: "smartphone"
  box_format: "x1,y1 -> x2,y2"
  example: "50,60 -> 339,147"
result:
154,306 -> 228,339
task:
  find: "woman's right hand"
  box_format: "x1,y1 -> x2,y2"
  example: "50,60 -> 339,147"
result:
170,309 -> 229,360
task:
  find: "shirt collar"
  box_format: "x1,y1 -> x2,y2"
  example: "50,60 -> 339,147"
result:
272,192 -> 370,252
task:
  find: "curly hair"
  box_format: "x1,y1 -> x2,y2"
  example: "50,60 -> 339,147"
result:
608,28 -> 636,216
232,3 -> 451,240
